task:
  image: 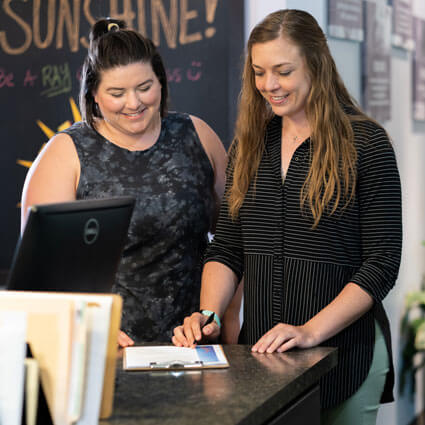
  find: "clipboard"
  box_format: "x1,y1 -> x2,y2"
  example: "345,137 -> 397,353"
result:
123,345 -> 229,371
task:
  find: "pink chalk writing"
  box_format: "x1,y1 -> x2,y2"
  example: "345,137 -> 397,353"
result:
0,68 -> 15,88
187,61 -> 202,81
23,69 -> 38,87
166,61 -> 203,84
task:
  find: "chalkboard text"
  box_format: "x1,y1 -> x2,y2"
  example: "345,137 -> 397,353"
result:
0,0 -> 219,55
0,67 -> 14,87
41,62 -> 72,97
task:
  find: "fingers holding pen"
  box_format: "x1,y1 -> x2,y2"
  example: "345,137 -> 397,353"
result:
185,312 -> 220,345
199,316 -> 220,342
185,313 -> 202,346
172,312 -> 221,347
171,330 -> 186,347
172,312 -> 202,347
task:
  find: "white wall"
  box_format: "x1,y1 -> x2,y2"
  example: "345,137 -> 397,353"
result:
244,1 -> 425,424
244,0 -> 288,35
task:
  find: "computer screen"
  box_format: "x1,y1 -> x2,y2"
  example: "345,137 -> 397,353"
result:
7,197 -> 135,293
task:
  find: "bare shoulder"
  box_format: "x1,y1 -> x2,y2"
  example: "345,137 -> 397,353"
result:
21,132 -> 80,228
189,115 -> 227,168
189,114 -> 227,205
39,132 -> 78,159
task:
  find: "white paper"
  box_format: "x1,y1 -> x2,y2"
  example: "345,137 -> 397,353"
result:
124,345 -> 228,369
46,293 -> 112,425
67,301 -> 88,422
126,346 -> 199,367
0,310 -> 27,425
75,296 -> 112,425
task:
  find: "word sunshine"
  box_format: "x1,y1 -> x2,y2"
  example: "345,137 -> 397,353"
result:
0,0 -> 219,55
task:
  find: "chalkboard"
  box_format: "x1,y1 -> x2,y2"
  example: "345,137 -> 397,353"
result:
0,0 -> 244,270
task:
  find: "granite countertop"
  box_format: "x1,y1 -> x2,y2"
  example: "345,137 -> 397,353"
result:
101,345 -> 337,425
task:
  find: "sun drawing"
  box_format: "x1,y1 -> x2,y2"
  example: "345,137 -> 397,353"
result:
17,97 -> 81,169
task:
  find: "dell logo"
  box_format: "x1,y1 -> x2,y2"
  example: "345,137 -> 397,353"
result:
83,218 -> 100,245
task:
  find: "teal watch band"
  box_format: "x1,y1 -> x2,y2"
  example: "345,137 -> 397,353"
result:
200,310 -> 221,328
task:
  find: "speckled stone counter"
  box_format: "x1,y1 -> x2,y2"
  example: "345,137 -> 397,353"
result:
100,345 -> 337,425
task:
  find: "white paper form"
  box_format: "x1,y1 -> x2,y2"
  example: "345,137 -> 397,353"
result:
123,345 -> 229,370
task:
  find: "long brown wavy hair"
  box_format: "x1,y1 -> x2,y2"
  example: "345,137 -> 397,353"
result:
229,9 -> 368,227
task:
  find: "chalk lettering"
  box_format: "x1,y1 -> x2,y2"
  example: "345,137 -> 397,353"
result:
167,68 -> 182,83
0,68 -> 15,88
0,0 -> 219,54
80,0 -> 96,49
137,0 -> 147,36
204,0 -> 218,38
0,0 -> 32,55
179,0 -> 201,45
41,63 -> 72,97
33,0 -> 55,48
186,61 -> 201,81
205,0 -> 218,23
166,62 -> 203,83
56,0 -> 81,52
151,0 -> 178,48
23,69 -> 38,87
110,0 -> 136,29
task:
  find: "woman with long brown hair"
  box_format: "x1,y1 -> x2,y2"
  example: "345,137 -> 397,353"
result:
172,9 -> 401,424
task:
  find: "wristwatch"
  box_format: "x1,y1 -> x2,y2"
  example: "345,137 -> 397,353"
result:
200,310 -> 221,328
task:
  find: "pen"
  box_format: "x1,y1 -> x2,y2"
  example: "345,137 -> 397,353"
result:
194,312 -> 215,346
201,312 -> 215,329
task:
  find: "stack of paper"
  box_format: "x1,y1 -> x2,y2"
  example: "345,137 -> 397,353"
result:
0,291 -> 122,425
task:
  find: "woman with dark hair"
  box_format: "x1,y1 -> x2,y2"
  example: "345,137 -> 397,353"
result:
21,18 -> 227,345
173,9 -> 401,425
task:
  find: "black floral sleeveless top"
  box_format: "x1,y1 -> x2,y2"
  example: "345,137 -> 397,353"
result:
62,112 -> 215,342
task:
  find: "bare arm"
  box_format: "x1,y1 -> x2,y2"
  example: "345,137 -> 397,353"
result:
221,278 -> 244,344
252,282 -> 373,353
172,261 -> 239,347
304,283 -> 373,343
190,115 -> 227,230
21,133 -> 80,231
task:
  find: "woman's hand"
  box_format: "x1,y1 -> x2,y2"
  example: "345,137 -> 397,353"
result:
172,312 -> 221,347
252,283 -> 375,354
251,323 -> 318,353
118,330 -> 134,348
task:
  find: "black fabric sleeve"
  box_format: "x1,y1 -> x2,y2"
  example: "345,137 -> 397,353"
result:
204,143 -> 244,281
350,126 -> 402,301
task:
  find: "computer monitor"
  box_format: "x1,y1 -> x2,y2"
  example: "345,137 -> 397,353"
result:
7,197 -> 135,293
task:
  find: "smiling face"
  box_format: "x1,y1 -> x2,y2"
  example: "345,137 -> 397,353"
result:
93,61 -> 162,141
251,36 -> 311,121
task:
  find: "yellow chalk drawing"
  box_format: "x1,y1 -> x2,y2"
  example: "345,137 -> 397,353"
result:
17,97 -> 81,169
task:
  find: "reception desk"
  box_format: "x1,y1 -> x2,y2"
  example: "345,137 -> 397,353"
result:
101,345 -> 337,425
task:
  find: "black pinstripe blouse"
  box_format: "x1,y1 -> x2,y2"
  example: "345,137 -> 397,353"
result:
205,114 -> 402,408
